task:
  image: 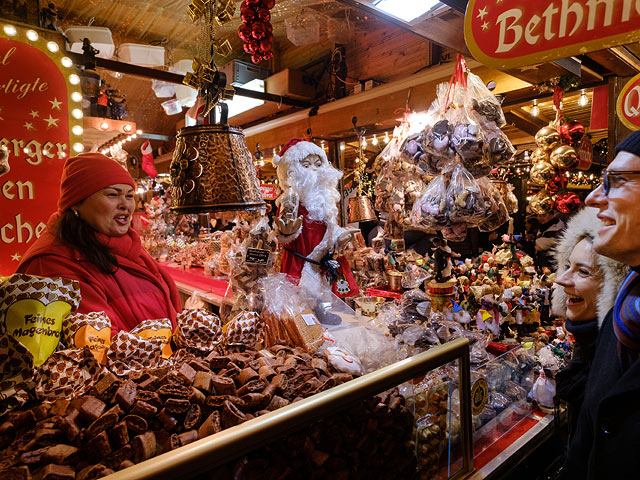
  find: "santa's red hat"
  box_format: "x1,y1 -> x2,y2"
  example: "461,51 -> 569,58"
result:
272,139 -> 327,168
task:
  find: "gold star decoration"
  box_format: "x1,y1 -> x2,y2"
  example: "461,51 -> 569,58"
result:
24,121 -> 34,131
45,115 -> 59,128
29,110 -> 39,118
11,253 -> 21,261
477,6 -> 488,20
482,21 -> 490,31
49,98 -> 62,110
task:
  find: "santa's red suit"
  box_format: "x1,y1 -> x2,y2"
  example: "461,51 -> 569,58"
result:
279,205 -> 326,281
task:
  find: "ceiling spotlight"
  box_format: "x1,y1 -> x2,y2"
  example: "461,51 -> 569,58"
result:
578,89 -> 589,107
531,99 -> 539,117
340,143 -> 345,151
123,124 -> 133,132
100,121 -> 109,130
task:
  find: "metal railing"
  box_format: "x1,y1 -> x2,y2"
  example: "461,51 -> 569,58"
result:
105,337 -> 473,480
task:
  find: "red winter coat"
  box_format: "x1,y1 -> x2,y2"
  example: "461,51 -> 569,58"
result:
17,214 -> 181,336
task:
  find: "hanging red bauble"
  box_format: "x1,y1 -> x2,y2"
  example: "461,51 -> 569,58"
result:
251,53 -> 264,63
262,0 -> 275,8
246,0 -> 261,6
260,38 -> 272,52
559,120 -> 586,147
244,39 -> 260,54
241,10 -> 256,23
555,192 -> 581,214
240,1 -> 252,15
262,50 -> 274,60
545,173 -> 568,192
265,21 -> 273,32
251,22 -> 267,39
257,7 -> 271,22
238,24 -> 253,42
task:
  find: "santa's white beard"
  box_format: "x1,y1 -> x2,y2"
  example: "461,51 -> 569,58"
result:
286,164 -> 342,223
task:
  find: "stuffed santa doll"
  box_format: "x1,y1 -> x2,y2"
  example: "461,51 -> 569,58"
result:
272,139 -> 358,297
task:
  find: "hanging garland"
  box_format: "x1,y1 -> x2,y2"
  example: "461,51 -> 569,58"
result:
238,0 -> 275,64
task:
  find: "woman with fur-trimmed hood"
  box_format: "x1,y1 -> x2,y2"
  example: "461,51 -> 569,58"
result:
551,207 -> 628,437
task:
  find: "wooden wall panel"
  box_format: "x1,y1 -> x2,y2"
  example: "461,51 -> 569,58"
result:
345,25 -> 431,84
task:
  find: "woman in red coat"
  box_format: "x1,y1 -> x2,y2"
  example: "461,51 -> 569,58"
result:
17,153 -> 181,335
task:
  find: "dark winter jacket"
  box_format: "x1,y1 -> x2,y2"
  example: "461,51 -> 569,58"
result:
561,309 -> 640,479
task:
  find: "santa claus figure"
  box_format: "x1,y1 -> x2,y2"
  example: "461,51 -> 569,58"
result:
273,139 -> 358,296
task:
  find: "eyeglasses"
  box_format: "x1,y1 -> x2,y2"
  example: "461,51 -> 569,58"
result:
601,170 -> 640,196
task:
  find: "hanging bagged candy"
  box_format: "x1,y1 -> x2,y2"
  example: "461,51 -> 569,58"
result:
504,183 -> 519,214
441,222 -> 467,242
529,189 -> 555,215
238,0 -> 275,64
476,178 -> 509,232
467,70 -> 506,127
447,163 -> 486,224
412,174 -> 450,229
555,191 -> 581,214
483,121 -> 515,165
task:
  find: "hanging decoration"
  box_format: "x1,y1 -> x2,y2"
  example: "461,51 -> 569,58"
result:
528,86 -> 589,215
238,0 -> 275,64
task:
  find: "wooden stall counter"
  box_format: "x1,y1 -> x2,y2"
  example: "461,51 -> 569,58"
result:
161,262 -> 234,309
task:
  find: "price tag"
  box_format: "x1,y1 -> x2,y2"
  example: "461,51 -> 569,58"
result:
244,248 -> 271,265
301,313 -> 319,326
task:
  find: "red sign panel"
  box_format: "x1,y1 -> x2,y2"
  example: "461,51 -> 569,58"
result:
0,29 -> 78,275
617,72 -> 640,131
260,184 -> 278,200
465,0 -> 640,70
577,138 -> 593,170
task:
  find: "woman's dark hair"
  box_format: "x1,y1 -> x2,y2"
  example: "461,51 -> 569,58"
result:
56,210 -> 118,274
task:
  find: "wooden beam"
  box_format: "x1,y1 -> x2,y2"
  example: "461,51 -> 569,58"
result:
504,110 -> 546,137
586,50 -> 638,77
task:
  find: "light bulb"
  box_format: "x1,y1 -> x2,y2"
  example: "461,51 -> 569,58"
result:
61,56 -> 73,68
384,132 -> 390,143
3,25 -> 17,36
72,109 -> 83,119
72,143 -> 84,153
100,122 -> 109,130
372,134 -> 378,146
69,74 -> 80,85
71,92 -> 82,102
531,99 -> 539,117
26,30 -> 38,41
72,125 -> 83,135
361,138 -> 367,147
578,90 -> 588,107
340,143 -> 345,151
47,41 -> 59,52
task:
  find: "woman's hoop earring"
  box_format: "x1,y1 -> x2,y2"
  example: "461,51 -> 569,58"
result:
72,210 -> 79,218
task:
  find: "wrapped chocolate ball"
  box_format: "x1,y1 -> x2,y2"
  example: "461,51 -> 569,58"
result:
529,160 -> 557,186
545,173 -> 568,193
550,144 -> 578,170
535,126 -> 561,152
529,189 -> 555,215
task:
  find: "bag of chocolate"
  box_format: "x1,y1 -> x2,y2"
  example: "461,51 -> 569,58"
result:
223,311 -> 265,350
174,308 -> 224,353
0,273 -> 80,366
107,328 -> 169,376
0,333 -> 33,415
62,311 -> 112,364
130,318 -> 174,359
412,175 -> 450,229
34,346 -> 104,401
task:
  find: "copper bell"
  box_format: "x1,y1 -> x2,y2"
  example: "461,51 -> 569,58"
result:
348,195 -> 377,223
170,124 -> 265,213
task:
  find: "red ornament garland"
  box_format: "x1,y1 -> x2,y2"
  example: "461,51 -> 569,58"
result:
238,0 -> 275,64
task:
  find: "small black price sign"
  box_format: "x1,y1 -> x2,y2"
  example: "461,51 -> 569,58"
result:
245,248 -> 271,265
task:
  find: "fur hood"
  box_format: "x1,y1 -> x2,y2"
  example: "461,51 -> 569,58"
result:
551,207 -> 629,327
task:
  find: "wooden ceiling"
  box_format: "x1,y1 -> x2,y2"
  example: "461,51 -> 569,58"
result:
44,0 -> 640,166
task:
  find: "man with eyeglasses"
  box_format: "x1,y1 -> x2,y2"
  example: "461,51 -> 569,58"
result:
561,131 -> 640,479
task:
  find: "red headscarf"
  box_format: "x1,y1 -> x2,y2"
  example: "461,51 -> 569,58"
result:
58,153 -> 136,212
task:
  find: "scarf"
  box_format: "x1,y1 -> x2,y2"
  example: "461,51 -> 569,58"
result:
613,268 -> 640,370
